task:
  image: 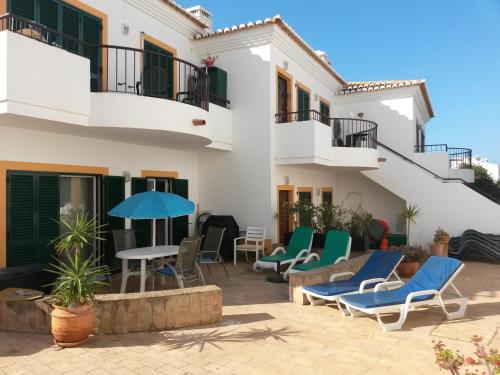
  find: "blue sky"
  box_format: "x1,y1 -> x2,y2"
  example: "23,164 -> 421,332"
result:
179,0 -> 500,162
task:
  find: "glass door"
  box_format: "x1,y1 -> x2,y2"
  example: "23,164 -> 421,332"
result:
59,175 -> 97,260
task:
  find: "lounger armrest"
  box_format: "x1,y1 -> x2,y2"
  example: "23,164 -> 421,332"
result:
303,253 -> 320,263
405,290 -> 439,305
297,249 -> 310,259
329,271 -> 354,282
374,281 -> 405,292
334,256 -> 347,264
359,278 -> 387,293
271,247 -> 285,256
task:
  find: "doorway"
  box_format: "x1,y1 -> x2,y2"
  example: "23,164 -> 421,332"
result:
277,75 -> 288,123
277,186 -> 294,244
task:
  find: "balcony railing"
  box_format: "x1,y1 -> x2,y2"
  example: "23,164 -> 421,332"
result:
275,110 -> 330,125
209,93 -> 230,109
414,144 -> 472,169
0,13 -> 209,110
274,110 -> 378,149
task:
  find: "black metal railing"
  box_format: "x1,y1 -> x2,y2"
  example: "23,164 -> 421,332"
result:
275,110 -> 330,125
274,111 -> 378,149
414,144 -> 472,169
0,13 -> 209,111
209,93 -> 230,109
330,118 -> 378,149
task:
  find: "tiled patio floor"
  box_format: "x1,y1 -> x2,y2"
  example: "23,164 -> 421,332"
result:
1,259 -> 499,374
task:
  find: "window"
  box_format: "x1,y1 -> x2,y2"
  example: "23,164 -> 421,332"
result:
322,188 -> 333,205
296,84 -> 310,121
319,99 -> 330,125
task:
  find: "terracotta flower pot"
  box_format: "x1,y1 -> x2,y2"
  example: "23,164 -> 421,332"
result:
397,261 -> 420,278
51,304 -> 94,347
430,243 -> 446,257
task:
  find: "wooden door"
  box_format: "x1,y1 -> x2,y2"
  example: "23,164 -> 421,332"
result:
278,190 -> 292,244
277,75 -> 288,123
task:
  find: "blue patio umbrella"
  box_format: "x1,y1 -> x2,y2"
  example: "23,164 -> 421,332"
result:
108,191 -> 195,250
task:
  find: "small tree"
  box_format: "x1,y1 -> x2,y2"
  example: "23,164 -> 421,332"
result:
400,204 -> 421,244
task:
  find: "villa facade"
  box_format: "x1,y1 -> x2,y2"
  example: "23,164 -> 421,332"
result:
0,0 -> 499,269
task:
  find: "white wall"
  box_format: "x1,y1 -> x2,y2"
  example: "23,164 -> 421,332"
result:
364,147 -> 500,244
0,32 -> 90,125
0,125 -> 200,234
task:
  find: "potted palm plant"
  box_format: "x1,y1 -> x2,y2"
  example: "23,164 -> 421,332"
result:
48,213 -> 107,347
348,204 -> 373,251
313,203 -> 347,248
281,200 -> 315,245
430,227 -> 450,256
401,204 -> 421,245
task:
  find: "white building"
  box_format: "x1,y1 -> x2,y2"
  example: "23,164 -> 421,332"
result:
0,0 -> 499,268
473,156 -> 500,182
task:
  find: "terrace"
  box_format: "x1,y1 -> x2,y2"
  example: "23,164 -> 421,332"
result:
0,256 -> 498,374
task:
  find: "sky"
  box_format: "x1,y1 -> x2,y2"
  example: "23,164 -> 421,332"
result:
178,0 -> 500,162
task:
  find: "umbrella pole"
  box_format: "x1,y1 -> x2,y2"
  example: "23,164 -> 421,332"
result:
152,218 -> 156,251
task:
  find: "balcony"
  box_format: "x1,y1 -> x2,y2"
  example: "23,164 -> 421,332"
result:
274,110 -> 379,170
0,14 -> 232,150
413,144 -> 474,182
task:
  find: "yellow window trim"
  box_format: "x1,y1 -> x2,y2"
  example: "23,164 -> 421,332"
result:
276,66 -> 293,119
0,160 -> 109,268
141,170 -> 179,179
297,186 -> 313,193
319,96 -> 331,107
276,185 -> 295,244
141,33 -> 178,98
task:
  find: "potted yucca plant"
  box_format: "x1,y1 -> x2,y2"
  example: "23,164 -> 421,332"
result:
47,213 -> 107,347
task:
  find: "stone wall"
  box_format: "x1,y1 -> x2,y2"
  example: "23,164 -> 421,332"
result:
288,253 -> 370,304
0,285 -> 222,334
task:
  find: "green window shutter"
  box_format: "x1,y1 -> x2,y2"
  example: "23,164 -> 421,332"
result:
131,177 -> 151,248
82,14 -> 101,91
36,174 -> 59,264
38,0 -> 59,45
297,88 -> 310,121
9,0 -> 35,20
143,41 -> 174,99
208,66 -> 227,100
298,191 -> 312,202
104,176 -> 125,264
61,5 -> 80,53
172,179 -> 189,245
7,173 -> 36,266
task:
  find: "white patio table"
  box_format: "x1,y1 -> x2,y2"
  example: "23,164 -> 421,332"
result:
115,245 -> 179,293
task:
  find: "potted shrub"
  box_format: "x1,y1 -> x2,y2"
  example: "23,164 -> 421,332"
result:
47,213 -> 107,347
430,227 -> 450,256
281,200 -> 315,244
348,204 -> 373,251
393,244 -> 429,277
313,203 -> 347,248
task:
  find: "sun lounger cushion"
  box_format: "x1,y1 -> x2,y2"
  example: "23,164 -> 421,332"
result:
259,227 -> 313,263
340,257 -> 463,309
302,250 -> 403,297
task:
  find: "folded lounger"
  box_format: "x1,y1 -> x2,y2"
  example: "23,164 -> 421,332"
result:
289,230 -> 351,274
253,226 -> 313,279
302,250 -> 404,314
339,256 -> 468,332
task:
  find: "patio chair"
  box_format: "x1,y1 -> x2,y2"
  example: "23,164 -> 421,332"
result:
156,235 -> 205,288
302,250 -> 404,314
233,226 -> 267,266
253,226 -> 313,279
289,230 -> 351,274
339,256 -> 469,332
198,226 -> 228,278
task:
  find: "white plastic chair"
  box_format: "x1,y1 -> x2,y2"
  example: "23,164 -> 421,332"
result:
233,226 -> 266,266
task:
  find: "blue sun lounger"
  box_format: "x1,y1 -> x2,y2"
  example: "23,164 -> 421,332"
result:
339,256 -> 468,332
302,250 -> 404,314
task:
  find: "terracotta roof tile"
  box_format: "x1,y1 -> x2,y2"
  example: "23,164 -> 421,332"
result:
339,80 -> 434,118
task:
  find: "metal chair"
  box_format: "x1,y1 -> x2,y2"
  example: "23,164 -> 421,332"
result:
198,226 -> 228,278
156,235 -> 205,288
